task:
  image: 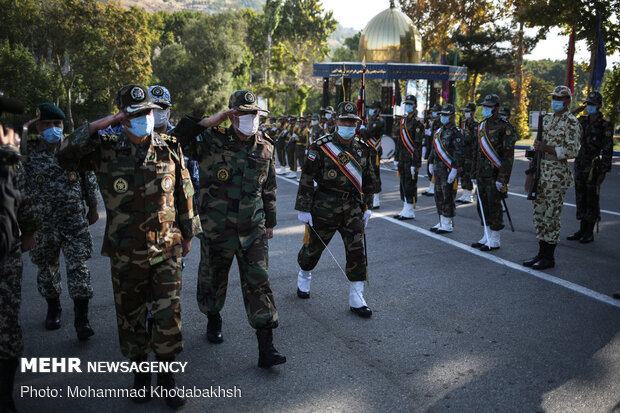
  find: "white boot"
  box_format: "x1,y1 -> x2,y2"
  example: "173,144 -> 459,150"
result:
472,226 -> 490,248
396,201 -> 415,219
372,193 -> 380,209
296,170 -> 301,181
459,189 -> 472,203
430,219 -> 441,232
481,230 -> 500,251
277,165 -> 287,175
296,269 -> 311,298
349,281 -> 371,317
426,182 -> 435,195
436,215 -> 453,233
285,170 -> 297,179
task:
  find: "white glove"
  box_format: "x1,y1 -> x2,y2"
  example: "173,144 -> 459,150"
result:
410,166 -> 415,176
422,146 -> 427,159
363,209 -> 372,227
359,124 -> 366,129
447,168 -> 458,184
393,160 -> 399,168
305,149 -> 308,155
496,181 -> 504,192
428,163 -> 434,175
424,128 -> 431,136
471,178 -> 477,185
297,212 -> 313,227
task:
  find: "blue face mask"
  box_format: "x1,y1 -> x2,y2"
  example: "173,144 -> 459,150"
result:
127,114 -> 154,138
405,104 -> 414,114
432,112 -> 438,118
325,113 -> 332,120
368,109 -> 376,116
586,105 -> 598,115
500,115 -> 508,121
551,100 -> 565,112
440,115 -> 450,125
482,106 -> 493,118
337,126 -> 356,140
42,127 -> 63,144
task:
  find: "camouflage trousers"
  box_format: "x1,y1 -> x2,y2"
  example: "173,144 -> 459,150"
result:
197,236 -> 278,329
0,247 -> 23,359
460,160 -> 473,191
574,170 -> 600,224
286,142 -> 297,172
298,194 -> 367,282
397,157 -> 418,204
433,163 -> 457,218
476,177 -> 504,231
275,139 -> 287,167
110,253 -> 183,359
30,223 -> 93,300
533,179 -> 567,244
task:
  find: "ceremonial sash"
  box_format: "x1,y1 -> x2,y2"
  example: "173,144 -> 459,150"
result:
432,128 -> 454,168
368,135 -> 382,150
320,142 -> 363,194
478,121 -> 502,169
400,118 -> 416,155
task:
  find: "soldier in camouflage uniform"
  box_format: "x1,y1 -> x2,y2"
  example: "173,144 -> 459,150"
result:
295,102 -> 377,318
173,90 -> 285,369
57,85 -> 200,408
361,100 -> 384,209
523,86 -> 581,270
422,103 -> 442,196
22,103 -> 99,341
393,95 -> 423,220
274,115 -> 288,175
295,117 -> 310,181
322,106 -> 336,134
457,102 -> 478,204
0,127 -> 41,412
308,113 -> 323,146
470,95 -> 517,251
428,104 -> 463,234
567,91 -> 613,243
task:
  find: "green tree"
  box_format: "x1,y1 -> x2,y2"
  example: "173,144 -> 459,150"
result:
601,64 -> 619,124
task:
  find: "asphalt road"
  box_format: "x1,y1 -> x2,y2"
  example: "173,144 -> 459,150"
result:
15,150 -> 620,412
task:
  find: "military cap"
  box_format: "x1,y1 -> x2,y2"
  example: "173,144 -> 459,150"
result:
481,94 -> 501,107
229,90 -> 268,113
117,85 -> 161,114
549,85 -> 572,98
279,114 -> 287,120
402,95 -> 417,105
37,103 -> 65,121
585,91 -> 603,105
299,116 -> 308,122
431,103 -> 442,112
461,102 -> 476,112
499,106 -> 511,116
288,115 -> 297,120
323,105 -> 335,114
148,85 -> 171,108
440,104 -> 456,115
336,101 -> 361,121
312,113 -> 320,120
366,100 -> 382,109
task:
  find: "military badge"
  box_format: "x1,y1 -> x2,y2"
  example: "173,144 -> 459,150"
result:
258,172 -> 267,185
337,152 -> 349,165
505,129 -> 512,135
245,92 -> 256,103
327,169 -> 337,179
357,149 -> 362,157
344,102 -> 354,112
68,172 -> 77,182
161,175 -> 174,192
130,86 -> 145,101
217,168 -> 229,181
151,86 -> 164,97
113,177 -> 128,193
308,151 -> 317,161
35,174 -> 45,183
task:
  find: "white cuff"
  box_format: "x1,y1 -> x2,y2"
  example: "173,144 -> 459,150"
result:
555,146 -> 566,160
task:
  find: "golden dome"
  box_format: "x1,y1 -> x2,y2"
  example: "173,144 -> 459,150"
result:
358,1 -> 422,63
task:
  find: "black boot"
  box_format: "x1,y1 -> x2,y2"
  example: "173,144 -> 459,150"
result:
567,220 -> 585,241
74,299 -> 94,341
533,242 -> 556,270
0,358 -> 19,413
131,355 -> 151,404
156,356 -> 186,409
45,298 -> 61,330
206,312 -> 223,344
523,241 -> 545,267
579,221 -> 595,243
256,328 -> 286,368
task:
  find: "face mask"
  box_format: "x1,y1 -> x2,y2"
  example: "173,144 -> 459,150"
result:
440,115 -> 450,125
153,108 -> 170,129
237,113 -> 259,136
500,115 -> 508,121
368,109 -> 376,116
465,112 -> 472,119
325,113 -> 332,120
42,127 -> 63,144
432,112 -> 438,118
482,106 -> 493,118
337,126 -> 356,140
586,105 -> 598,115
311,120 -> 318,126
127,114 -> 154,138
405,104 -> 414,114
551,100 -> 565,112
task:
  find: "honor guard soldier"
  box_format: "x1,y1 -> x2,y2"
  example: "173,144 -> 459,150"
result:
285,115 -> 299,178
567,91 -> 613,243
457,102 -> 478,204
423,103 -> 442,196
309,113 -> 323,146
428,104 -> 463,233
56,85 -> 201,408
23,103 -> 99,340
322,106 -> 336,134
393,95 -> 424,220
471,95 -> 517,251
361,100 -> 384,209
275,115 -> 288,175
295,102 -> 377,317
295,116 -> 310,180
523,86 -> 581,269
172,90 -> 286,369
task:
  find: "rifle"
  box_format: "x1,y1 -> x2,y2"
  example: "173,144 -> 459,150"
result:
525,103 -> 544,200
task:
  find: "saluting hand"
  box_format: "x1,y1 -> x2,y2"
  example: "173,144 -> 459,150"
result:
199,109 -> 239,128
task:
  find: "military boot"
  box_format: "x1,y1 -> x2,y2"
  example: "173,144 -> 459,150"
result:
74,299 -> 94,341
130,355 -> 151,404
156,356 -> 186,409
567,220 -> 585,241
523,241 -> 545,267
532,242 -> 555,270
206,312 -> 223,343
0,358 -> 18,413
45,298 -> 61,330
256,328 -> 286,368
579,221 -> 595,243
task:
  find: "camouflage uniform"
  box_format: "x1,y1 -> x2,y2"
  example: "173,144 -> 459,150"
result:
394,113 -> 424,204
274,118 -> 288,168
459,105 -> 478,193
285,117 -> 298,173
295,122 -> 309,172
24,136 -> 98,300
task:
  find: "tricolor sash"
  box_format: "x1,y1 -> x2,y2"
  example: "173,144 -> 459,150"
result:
367,135 -> 382,150
478,121 -> 502,169
400,118 -> 416,155
320,142 -> 363,194
432,128 -> 454,168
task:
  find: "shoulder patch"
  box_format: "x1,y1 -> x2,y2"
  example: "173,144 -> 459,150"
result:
354,137 -> 370,148
99,134 -> 119,143
214,126 -> 227,135
315,134 -> 332,146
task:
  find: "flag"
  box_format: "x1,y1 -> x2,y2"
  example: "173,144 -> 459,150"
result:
441,53 -> 449,102
566,24 -> 576,93
357,57 -> 366,125
591,14 -> 607,90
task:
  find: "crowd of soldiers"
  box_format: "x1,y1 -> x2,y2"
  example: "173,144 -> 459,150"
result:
0,81 -> 615,412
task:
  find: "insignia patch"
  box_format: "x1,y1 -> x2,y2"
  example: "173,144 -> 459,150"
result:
68,172 -> 77,182
344,102 -> 354,112
506,129 -> 512,135
337,152 -> 349,165
151,86 -> 164,97
327,169 -> 337,179
35,174 -> 45,184
35,108 -> 41,118
113,177 -> 128,193
217,168 -> 229,181
308,152 -> 317,161
245,92 -> 256,103
130,86 -> 145,101
161,175 -> 174,192
416,128 -> 421,132
258,172 -> 267,185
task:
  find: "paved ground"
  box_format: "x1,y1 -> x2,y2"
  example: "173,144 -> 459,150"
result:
15,150 -> 620,412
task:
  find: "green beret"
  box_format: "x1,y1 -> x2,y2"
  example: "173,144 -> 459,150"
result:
37,103 -> 66,121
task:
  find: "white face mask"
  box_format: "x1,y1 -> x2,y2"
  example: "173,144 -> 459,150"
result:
153,108 -> 170,128
311,120 -> 318,126
237,114 -> 259,136
465,112 -> 472,119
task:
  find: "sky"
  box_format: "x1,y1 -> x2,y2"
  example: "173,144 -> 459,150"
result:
323,0 -> 620,66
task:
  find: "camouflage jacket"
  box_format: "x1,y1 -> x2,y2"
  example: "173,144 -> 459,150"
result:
366,115 -> 385,140
24,137 -> 99,226
472,116 -> 517,184
295,134 -> 377,212
324,120 -> 336,134
576,113 -> 614,174
174,120 -> 277,250
394,115 -> 424,167
538,111 -> 582,189
56,125 -> 201,265
461,117 -> 479,161
308,126 -> 323,146
428,123 -> 464,170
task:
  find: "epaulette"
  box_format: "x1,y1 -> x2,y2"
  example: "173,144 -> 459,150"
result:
315,134 -> 332,146
99,134 -> 119,143
160,133 -> 177,144
261,132 -> 274,145
213,126 -> 227,135
354,136 -> 370,148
